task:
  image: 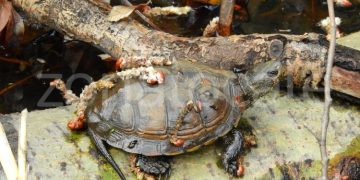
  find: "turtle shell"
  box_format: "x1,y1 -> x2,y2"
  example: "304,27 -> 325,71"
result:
86,61 -> 242,156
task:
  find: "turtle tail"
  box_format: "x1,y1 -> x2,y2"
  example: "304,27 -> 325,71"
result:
88,128 -> 127,180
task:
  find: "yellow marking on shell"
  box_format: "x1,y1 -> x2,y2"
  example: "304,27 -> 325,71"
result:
233,117 -> 241,127
219,128 -> 231,137
166,151 -> 184,156
177,129 -> 206,139
186,145 -> 202,153
204,139 -> 216,146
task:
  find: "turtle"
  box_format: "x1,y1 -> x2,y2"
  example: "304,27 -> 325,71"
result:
56,60 -> 281,179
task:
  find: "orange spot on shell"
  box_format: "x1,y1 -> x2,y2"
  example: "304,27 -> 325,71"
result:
197,101 -> 202,111
341,176 -> 349,180
172,139 -> 184,147
146,77 -> 158,85
234,96 -> 246,112
147,71 -> 165,85
234,96 -> 241,104
156,71 -> 165,84
237,165 -> 245,176
200,78 -> 211,85
115,58 -> 123,70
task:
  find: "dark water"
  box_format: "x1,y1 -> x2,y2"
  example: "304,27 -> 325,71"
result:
152,0 -> 360,36
243,0 -> 360,35
0,30 -> 113,113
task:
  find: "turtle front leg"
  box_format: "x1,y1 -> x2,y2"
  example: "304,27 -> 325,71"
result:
135,155 -> 171,176
221,130 -> 244,176
131,154 -> 171,178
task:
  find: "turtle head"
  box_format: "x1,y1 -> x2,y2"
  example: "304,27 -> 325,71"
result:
237,60 -> 282,101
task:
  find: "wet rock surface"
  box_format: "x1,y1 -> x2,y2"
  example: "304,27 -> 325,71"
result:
0,91 -> 359,179
1,31 -> 360,179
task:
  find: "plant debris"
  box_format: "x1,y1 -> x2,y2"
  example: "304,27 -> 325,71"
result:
0,0 -> 24,46
318,17 -> 342,40
203,17 -> 219,37
144,6 -> 192,16
107,5 -> 136,22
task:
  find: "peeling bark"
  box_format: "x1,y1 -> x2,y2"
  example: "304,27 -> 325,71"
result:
331,66 -> 360,99
219,0 -> 234,36
11,0 -> 360,92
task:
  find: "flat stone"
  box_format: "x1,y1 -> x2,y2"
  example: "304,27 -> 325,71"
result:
1,32 -> 360,179
338,31 -> 360,50
0,91 -> 359,179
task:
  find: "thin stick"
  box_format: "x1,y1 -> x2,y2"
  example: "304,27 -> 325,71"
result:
0,122 -> 18,180
88,0 -> 112,12
89,0 -> 161,30
18,109 -> 28,180
120,0 -> 161,31
320,0 -> 336,179
0,56 -> 30,66
0,74 -> 35,96
219,0 -> 235,36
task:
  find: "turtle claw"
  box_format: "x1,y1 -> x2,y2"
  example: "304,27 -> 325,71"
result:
136,155 -> 170,175
223,158 -> 238,175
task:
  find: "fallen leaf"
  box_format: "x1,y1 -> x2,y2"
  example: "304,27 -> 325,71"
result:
107,5 -> 135,22
0,0 -> 24,46
0,0 -> 12,32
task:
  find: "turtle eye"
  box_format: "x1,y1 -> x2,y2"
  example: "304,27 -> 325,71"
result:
204,91 -> 213,97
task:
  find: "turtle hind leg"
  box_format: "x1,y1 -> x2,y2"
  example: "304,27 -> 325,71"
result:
88,128 -> 127,180
136,154 -> 170,175
221,130 -> 244,176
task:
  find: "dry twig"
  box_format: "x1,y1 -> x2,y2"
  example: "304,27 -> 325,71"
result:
320,0 -> 336,179
18,109 -> 28,180
0,73 -> 35,96
120,0 -> 161,30
0,122 -> 18,180
88,0 -> 160,30
219,0 -> 235,36
0,56 -> 30,66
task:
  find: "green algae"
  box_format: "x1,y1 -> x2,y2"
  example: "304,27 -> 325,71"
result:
98,162 -> 119,180
257,136 -> 360,179
328,136 -> 360,176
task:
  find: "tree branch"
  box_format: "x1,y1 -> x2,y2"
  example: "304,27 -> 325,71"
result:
10,0 -> 360,99
331,66 -> 360,98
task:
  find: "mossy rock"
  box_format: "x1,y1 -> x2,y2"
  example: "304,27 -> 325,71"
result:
0,91 -> 359,179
